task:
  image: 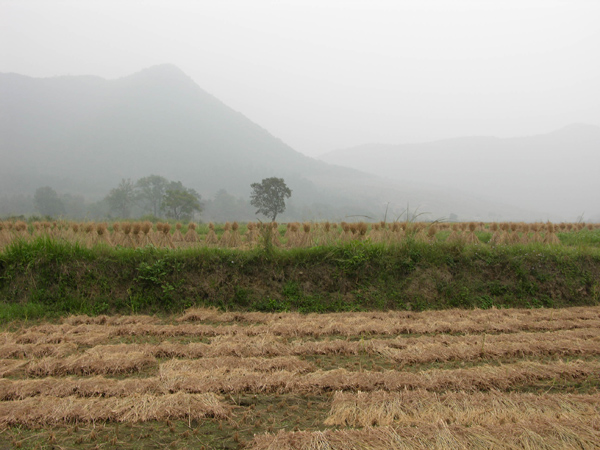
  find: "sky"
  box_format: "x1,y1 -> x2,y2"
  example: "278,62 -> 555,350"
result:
1,0 -> 600,157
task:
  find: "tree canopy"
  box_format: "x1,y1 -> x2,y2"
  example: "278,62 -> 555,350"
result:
33,186 -> 66,217
161,183 -> 203,221
250,177 -> 292,221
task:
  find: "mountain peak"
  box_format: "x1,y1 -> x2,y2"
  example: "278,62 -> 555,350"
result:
121,64 -> 194,85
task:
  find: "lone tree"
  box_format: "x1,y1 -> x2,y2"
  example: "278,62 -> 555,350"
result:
250,177 -> 292,221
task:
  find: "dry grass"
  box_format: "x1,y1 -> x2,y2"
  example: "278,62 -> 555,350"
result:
2,220 -> 598,250
11,306 -> 596,345
25,350 -> 156,377
161,356 -> 314,374
324,390 -> 600,427
1,307 -> 600,447
0,376 -> 161,400
0,342 -> 77,359
2,358 -> 597,399
0,392 -> 229,427
158,358 -> 600,395
249,422 -> 600,450
372,327 -> 600,365
178,306 -> 600,337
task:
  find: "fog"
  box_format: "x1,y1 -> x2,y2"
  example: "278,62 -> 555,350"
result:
1,1 -> 599,221
2,0 -> 599,155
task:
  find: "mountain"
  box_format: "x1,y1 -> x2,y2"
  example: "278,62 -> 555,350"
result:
320,124 -> 600,221
0,64 -> 574,221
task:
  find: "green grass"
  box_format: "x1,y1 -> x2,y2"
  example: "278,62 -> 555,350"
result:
1,236 -> 599,322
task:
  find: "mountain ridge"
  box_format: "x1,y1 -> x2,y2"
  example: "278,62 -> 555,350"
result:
320,123 -> 600,220
1,65 -> 583,221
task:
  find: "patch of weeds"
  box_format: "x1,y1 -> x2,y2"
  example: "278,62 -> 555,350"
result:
253,297 -> 290,312
477,295 -> 495,309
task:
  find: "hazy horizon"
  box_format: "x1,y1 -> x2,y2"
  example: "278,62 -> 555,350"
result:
2,0 -> 600,157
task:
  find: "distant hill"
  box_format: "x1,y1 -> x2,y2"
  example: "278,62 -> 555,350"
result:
321,124 -> 600,221
0,64 -> 575,221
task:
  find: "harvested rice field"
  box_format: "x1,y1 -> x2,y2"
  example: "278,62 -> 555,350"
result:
1,306 -> 599,449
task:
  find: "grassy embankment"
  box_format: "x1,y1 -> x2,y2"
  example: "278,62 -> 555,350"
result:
1,230 -> 599,322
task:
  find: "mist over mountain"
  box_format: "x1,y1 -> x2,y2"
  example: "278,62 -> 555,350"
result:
321,124 -> 600,222
1,64 -> 585,221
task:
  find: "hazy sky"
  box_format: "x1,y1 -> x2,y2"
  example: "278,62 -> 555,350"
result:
2,0 -> 599,156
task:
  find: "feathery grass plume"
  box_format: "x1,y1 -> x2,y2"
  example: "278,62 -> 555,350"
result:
184,222 -> 199,243
205,222 -> 218,246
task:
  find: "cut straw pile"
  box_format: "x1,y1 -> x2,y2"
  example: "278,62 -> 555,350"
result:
0,306 -> 599,448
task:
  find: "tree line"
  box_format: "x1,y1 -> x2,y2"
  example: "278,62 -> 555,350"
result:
26,176 -> 293,222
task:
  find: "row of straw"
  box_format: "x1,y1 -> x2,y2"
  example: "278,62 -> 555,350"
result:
2,327 -> 599,379
1,358 -> 598,400
6,306 -> 599,346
